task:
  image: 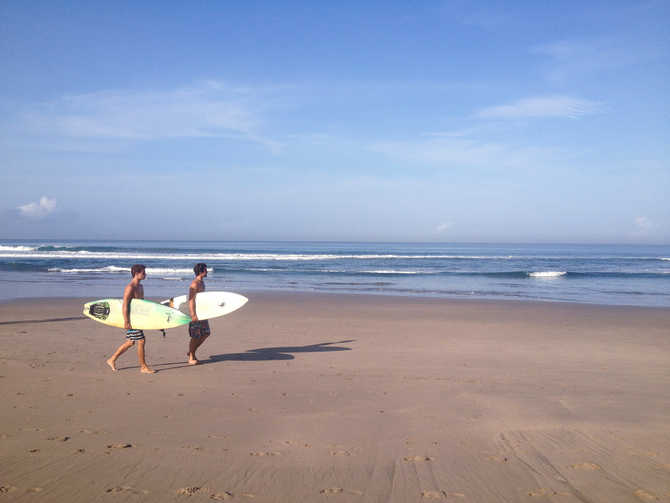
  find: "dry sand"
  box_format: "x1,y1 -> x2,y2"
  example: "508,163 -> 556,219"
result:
0,293 -> 669,502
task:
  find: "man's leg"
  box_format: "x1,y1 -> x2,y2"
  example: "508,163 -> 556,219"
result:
136,339 -> 155,374
107,340 -> 134,371
188,321 -> 210,365
188,335 -> 206,365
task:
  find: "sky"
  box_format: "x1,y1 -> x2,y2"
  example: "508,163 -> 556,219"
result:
1,1 -> 668,243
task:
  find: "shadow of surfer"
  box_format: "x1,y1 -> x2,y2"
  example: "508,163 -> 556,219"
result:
155,340 -> 355,371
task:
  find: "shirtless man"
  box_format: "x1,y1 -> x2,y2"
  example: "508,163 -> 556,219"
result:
187,263 -> 210,365
106,264 -> 155,374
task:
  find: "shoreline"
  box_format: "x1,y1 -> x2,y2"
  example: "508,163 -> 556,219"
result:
1,289 -> 669,311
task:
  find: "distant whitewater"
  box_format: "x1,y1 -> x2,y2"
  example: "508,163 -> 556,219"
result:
0,240 -> 668,306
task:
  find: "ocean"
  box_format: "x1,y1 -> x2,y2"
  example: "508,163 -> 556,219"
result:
0,240 -> 669,307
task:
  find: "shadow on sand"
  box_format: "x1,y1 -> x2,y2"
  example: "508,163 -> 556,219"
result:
150,340 -> 355,372
0,316 -> 86,326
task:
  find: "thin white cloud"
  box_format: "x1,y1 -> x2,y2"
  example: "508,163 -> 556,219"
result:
435,222 -> 454,234
633,216 -> 654,235
532,38 -> 649,83
370,136 -> 556,168
477,95 -> 601,119
17,196 -> 57,219
19,81 -> 281,150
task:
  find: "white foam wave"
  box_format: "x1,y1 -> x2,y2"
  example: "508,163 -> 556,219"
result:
361,270 -> 420,274
0,250 -> 516,261
528,271 -> 567,278
4,248 -> 668,262
49,265 -> 128,273
0,245 -> 37,252
48,266 -> 214,274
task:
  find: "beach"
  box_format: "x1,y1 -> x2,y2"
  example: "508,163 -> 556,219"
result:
1,294 -> 669,502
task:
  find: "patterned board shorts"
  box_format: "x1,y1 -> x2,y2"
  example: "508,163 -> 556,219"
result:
125,329 -> 145,341
189,320 -> 211,339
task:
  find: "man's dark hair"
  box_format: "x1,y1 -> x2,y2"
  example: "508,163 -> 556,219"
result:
194,263 -> 207,276
130,264 -> 146,277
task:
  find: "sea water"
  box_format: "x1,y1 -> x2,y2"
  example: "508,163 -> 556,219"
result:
0,240 -> 668,307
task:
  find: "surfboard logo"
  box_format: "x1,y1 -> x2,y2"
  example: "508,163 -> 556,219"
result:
89,302 -> 110,320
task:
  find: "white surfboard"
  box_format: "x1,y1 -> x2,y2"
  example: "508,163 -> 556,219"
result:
161,291 -> 248,321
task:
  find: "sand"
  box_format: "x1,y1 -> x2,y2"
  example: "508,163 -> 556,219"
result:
0,293 -> 669,502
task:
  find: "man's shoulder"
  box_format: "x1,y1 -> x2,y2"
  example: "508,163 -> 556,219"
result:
124,281 -> 142,297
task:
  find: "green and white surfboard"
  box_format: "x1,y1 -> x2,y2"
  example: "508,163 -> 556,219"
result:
83,298 -> 191,330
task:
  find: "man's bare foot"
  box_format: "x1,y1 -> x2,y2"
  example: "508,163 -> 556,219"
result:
140,367 -> 156,374
188,357 -> 199,365
107,358 -> 117,372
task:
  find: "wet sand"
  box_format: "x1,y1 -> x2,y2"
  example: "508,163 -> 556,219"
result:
1,294 -> 669,502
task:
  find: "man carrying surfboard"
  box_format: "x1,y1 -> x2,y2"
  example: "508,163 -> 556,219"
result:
106,264 -> 156,374
187,263 -> 210,365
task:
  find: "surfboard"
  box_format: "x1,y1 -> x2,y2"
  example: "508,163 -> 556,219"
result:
161,291 -> 248,321
83,298 -> 191,330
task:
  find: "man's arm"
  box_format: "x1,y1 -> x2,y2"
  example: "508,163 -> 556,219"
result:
122,284 -> 134,330
188,283 -> 198,322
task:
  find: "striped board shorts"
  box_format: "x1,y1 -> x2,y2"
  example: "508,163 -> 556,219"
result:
125,329 -> 145,341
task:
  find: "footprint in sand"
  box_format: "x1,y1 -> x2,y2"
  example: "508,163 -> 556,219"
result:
569,462 -> 600,471
28,449 -> 40,454
209,491 -> 234,500
47,436 -> 70,442
320,488 -> 344,494
634,489 -> 658,502
27,488 -> 43,493
330,450 -> 353,456
526,488 -> 568,497
421,490 -> 447,499
106,486 -> 149,495
0,485 -> 18,495
403,456 -> 434,462
486,455 -> 509,463
176,487 -> 201,496
249,451 -> 280,457
106,443 -> 132,449
320,488 -> 363,496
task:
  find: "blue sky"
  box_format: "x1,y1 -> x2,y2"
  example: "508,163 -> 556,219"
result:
1,1 -> 668,243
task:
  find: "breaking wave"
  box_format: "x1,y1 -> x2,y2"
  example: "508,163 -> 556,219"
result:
528,271 -> 568,278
